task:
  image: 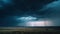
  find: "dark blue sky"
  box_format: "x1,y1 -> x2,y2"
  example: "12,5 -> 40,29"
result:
0,0 -> 60,27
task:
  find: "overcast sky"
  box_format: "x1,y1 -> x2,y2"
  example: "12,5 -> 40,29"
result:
0,0 -> 60,27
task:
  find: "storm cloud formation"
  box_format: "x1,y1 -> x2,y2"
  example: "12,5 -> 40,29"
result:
0,0 -> 60,26
40,0 -> 60,26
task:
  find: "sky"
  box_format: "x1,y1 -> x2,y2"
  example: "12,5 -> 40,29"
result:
0,0 -> 60,27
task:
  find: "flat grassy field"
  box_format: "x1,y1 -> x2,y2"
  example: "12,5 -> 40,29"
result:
0,27 -> 60,34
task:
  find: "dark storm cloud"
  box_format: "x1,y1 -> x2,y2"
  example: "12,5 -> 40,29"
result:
39,0 -> 60,26
0,0 -> 58,26
13,0 -> 56,12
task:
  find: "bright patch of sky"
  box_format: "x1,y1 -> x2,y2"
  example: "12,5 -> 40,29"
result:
40,0 -> 60,11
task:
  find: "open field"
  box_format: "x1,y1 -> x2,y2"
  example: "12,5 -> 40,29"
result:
0,27 -> 60,34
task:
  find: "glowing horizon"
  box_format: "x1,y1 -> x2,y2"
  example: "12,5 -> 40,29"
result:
26,20 -> 53,26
